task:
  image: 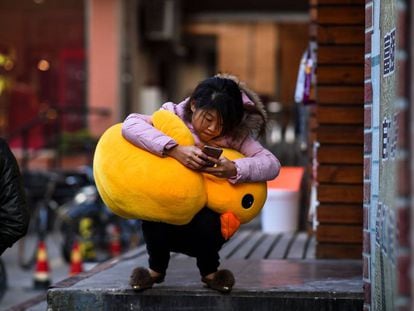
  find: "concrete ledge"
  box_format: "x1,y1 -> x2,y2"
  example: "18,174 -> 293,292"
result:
47,248 -> 363,311
48,290 -> 362,311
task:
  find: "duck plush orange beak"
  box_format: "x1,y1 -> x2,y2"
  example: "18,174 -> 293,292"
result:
203,149 -> 267,241
220,212 -> 241,240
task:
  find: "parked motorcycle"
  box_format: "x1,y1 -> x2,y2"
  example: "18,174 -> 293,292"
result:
57,175 -> 142,263
18,168 -> 92,270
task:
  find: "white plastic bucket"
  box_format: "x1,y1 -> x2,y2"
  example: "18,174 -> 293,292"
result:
261,188 -> 300,233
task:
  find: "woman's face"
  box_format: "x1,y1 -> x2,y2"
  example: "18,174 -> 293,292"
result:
191,106 -> 223,143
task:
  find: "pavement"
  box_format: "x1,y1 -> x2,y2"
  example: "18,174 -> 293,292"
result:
1,220 -> 364,310
1,232 -> 74,311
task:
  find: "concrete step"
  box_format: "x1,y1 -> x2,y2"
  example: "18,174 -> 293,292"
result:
47,247 -> 363,311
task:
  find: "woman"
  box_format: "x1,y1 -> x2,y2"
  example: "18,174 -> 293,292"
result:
122,74 -> 280,293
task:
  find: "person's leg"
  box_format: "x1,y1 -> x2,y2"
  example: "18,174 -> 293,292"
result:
190,208 -> 225,277
186,208 -> 235,293
141,220 -> 170,275
130,220 -> 169,290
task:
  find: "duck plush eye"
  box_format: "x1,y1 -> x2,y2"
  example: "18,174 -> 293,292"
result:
241,194 -> 254,209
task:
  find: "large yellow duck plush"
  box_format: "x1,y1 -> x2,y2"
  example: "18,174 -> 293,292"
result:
93,110 -> 267,239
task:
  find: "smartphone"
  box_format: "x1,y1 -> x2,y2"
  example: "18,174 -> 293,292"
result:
202,145 -> 223,167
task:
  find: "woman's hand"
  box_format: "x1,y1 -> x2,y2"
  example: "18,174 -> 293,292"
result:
165,145 -> 207,170
166,145 -> 237,178
199,157 -> 237,179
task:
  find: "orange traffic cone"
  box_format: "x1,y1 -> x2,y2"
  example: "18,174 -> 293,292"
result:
69,240 -> 83,276
108,224 -> 122,257
33,239 -> 51,290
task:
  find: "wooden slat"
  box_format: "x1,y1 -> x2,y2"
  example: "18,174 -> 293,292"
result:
318,145 -> 363,164
267,232 -> 295,259
247,234 -> 280,260
219,230 -> 252,259
227,231 -> 264,259
316,125 -> 363,144
316,225 -> 363,243
318,184 -> 363,203
316,243 -> 362,259
317,106 -> 364,124
317,65 -> 363,85
318,86 -> 364,104
305,235 -> 317,259
318,46 -> 364,64
142,231 -> 315,262
286,232 -> 308,259
317,204 -> 363,224
317,26 -> 364,45
317,7 -> 365,25
317,164 -> 363,184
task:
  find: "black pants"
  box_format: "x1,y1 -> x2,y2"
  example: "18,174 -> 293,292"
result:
142,208 -> 226,277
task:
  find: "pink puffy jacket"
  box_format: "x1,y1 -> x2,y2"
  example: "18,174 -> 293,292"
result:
122,97 -> 280,184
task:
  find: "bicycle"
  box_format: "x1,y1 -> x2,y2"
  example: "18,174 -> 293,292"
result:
17,167 -> 143,269
17,171 -> 61,270
17,169 -> 89,270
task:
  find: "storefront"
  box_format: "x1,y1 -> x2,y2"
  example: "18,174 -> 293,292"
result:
0,0 -> 86,149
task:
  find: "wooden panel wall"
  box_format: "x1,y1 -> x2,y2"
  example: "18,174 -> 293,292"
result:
185,22 -> 277,96
311,0 -> 365,258
279,24 -> 310,105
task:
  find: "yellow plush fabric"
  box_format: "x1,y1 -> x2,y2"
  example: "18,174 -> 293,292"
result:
93,111 -> 206,225
203,149 -> 267,224
93,110 -> 267,227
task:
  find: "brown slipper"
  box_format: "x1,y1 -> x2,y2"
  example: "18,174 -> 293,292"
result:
129,267 -> 165,291
201,269 -> 235,293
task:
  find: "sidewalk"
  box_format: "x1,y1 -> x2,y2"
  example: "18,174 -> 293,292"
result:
20,229 -> 364,311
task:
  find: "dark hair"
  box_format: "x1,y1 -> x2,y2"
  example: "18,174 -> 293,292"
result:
184,77 -> 244,137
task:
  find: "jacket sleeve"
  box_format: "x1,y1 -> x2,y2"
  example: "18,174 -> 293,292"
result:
121,107 -> 178,156
0,140 -> 29,255
228,136 -> 281,184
